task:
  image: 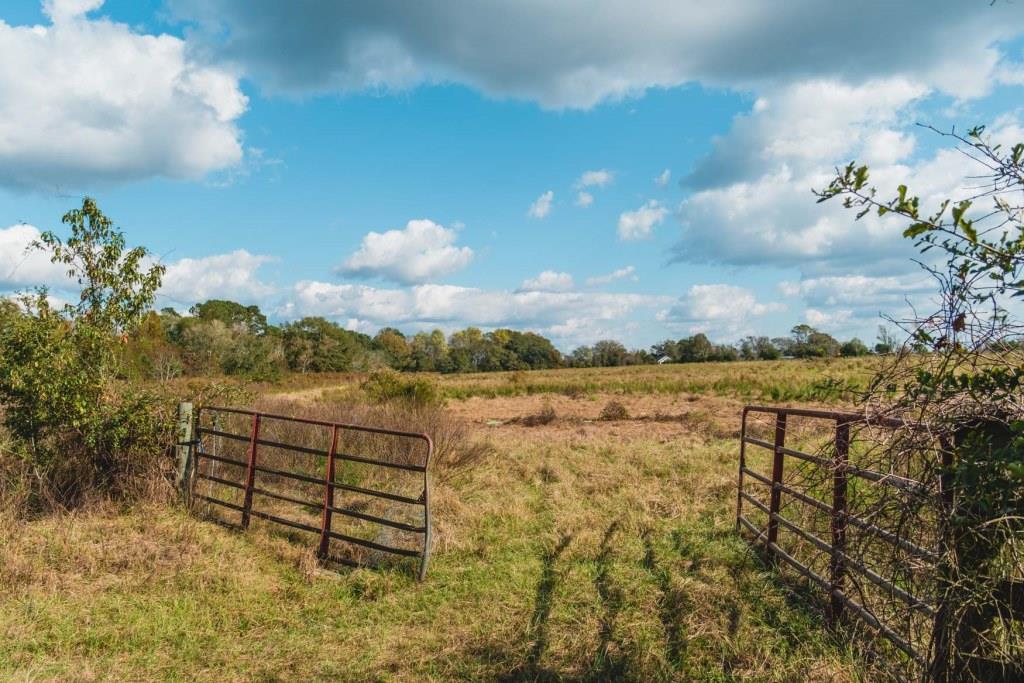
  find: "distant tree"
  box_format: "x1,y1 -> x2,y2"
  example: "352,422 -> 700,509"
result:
592,339 -> 628,366
709,343 -> 739,362
772,336 -> 795,357
569,345 -> 595,367
282,317 -> 370,372
651,339 -> 680,361
501,329 -> 562,369
677,333 -> 714,362
875,325 -> 898,354
840,337 -> 870,357
790,324 -> 840,358
408,329 -> 449,372
374,327 -> 411,369
447,327 -> 489,372
120,310 -> 183,381
190,299 -> 269,335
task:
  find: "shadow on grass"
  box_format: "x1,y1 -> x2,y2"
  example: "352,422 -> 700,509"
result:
584,521 -> 627,682
495,531 -> 574,682
641,526 -> 690,672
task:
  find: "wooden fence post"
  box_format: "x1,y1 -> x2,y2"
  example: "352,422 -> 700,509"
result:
318,426 -> 339,559
241,413 -> 261,529
175,401 -> 194,499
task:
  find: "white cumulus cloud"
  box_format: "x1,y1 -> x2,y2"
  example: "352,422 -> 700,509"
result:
0,224 -> 71,288
617,200 -> 667,240
527,190 -> 554,219
0,0 -> 247,190
575,191 -> 594,208
586,265 -> 637,286
659,284 -> 785,338
575,169 -> 614,188
159,250 -> 276,305
338,219 -> 473,284
520,270 -> 574,292
284,279 -> 668,348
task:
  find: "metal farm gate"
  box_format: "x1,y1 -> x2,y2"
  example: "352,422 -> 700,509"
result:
736,405 -> 937,671
184,406 -> 433,580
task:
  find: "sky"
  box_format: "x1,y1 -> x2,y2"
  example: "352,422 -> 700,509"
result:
1,0 -> 1023,351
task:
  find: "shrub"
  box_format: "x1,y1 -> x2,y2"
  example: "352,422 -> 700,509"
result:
360,369 -> 442,407
599,400 -> 629,421
0,199 -> 172,511
517,403 -> 556,427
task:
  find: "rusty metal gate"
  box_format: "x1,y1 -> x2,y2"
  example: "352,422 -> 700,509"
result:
736,405 -> 935,668
187,406 -> 433,580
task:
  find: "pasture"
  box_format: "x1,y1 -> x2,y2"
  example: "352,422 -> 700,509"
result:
0,360 -> 877,681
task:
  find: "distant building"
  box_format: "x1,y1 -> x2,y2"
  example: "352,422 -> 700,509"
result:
657,355 -> 672,364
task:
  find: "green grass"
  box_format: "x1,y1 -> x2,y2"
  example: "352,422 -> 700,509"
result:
0,416 -> 865,681
433,358 -> 877,403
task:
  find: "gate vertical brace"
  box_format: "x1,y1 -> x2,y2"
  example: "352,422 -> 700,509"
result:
241,413 -> 261,529
318,425 -> 339,559
418,435 -> 434,583
929,438 -> 956,682
829,419 -> 850,626
767,412 -> 788,559
736,408 -> 749,531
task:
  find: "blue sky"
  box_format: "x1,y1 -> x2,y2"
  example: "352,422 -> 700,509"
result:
2,1 -> 1023,350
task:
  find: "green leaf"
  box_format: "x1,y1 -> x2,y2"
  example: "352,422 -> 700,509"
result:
903,222 -> 931,238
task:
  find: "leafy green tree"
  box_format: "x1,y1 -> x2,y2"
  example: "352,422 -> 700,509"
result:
374,327 -> 412,369
839,337 -> 870,357
592,339 -> 628,366
818,125 -> 1024,678
569,345 -> 595,367
789,324 -> 840,358
282,316 -> 370,372
190,299 -> 269,335
874,325 -> 897,354
677,333 -> 713,362
119,310 -> 183,381
408,329 -> 449,371
0,198 -> 168,505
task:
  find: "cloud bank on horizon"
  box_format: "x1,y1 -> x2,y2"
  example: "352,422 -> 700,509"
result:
1,0 -> 1023,349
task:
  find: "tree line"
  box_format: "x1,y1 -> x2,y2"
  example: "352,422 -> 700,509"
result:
53,297 -> 895,381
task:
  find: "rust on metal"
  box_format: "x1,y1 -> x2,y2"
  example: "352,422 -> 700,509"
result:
190,406 -> 434,581
736,405 -> 933,668
319,425 -> 339,559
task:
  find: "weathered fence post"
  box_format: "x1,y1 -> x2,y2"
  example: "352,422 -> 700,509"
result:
767,412 -> 788,559
241,413 -> 261,529
175,401 -> 194,499
318,425 -> 339,559
828,419 -> 850,626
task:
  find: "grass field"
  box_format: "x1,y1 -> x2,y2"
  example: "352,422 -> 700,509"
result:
273,357 -> 880,405
0,361 -> 877,681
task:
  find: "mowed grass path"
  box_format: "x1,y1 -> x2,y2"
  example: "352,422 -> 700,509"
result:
1,405 -> 861,681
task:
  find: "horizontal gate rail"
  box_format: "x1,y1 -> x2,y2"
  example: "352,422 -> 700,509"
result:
190,405 -> 434,581
736,405 -> 935,670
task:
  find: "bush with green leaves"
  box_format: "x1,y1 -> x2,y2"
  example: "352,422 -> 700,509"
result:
819,125 -> 1023,679
360,369 -> 442,407
0,198 -> 173,509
